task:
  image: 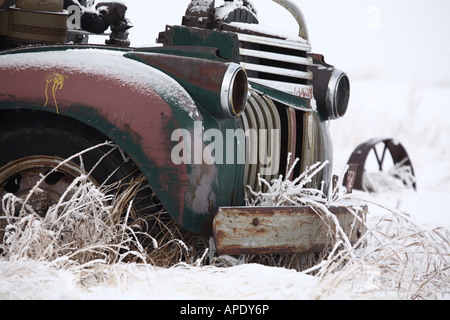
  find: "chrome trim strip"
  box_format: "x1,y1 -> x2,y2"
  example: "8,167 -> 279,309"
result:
248,78 -> 313,99
241,62 -> 312,80
237,33 -> 311,52
239,48 -> 313,66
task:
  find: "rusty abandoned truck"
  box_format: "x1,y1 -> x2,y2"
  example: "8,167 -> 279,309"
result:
0,0 -> 415,255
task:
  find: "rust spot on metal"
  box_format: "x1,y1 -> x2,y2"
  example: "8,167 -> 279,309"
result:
122,123 -> 143,144
345,163 -> 358,194
128,52 -> 228,93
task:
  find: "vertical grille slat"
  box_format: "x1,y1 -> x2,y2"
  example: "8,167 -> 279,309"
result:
242,91 -> 281,194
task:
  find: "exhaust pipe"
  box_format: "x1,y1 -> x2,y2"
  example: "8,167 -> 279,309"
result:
272,0 -> 309,41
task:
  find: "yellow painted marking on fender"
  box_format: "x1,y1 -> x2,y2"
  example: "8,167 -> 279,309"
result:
44,73 -> 67,114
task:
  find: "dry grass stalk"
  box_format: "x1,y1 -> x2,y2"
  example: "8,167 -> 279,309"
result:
2,146 -> 448,299
0,142 -> 207,271
245,155 -> 449,299
243,155 -> 362,272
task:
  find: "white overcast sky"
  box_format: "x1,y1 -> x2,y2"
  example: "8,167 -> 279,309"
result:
120,0 -> 450,83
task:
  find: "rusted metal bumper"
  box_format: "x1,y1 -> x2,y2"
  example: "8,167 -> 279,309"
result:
213,206 -> 366,255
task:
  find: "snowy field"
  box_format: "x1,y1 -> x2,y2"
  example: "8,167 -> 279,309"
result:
1,0 -> 449,301
1,77 -> 448,301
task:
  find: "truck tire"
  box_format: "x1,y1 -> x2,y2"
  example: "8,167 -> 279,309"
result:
0,110 -> 162,244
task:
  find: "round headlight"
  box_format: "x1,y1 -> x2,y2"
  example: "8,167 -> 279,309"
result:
221,65 -> 249,118
326,69 -> 350,119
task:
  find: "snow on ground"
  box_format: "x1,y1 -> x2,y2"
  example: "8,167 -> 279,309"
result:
1,74 -> 448,301
0,259 -> 318,300
331,77 -> 450,230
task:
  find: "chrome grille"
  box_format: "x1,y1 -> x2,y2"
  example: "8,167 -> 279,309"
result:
242,91 -> 281,194
237,33 -> 314,100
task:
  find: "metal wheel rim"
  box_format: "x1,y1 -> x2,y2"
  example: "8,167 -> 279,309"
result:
0,155 -> 95,218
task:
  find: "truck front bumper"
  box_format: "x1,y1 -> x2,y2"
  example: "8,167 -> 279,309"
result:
213,205 -> 366,255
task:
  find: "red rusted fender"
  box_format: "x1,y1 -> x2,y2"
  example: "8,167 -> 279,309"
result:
0,46 -> 244,235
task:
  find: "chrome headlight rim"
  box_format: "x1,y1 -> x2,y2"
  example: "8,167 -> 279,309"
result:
221,64 -> 249,118
326,69 -> 350,119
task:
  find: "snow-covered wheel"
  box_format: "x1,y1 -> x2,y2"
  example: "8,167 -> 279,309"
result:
344,138 -> 417,193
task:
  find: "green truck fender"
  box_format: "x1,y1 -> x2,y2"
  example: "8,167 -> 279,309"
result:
0,47 -> 246,235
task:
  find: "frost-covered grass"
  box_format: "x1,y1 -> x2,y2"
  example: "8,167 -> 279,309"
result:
315,199 -> 450,300
0,143 -> 207,270
245,158 -> 450,300
1,72 -> 450,300
2,76 -> 450,299
1,145 -> 448,299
